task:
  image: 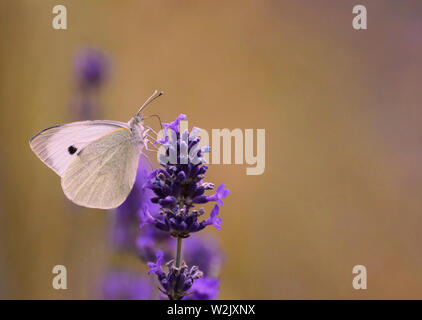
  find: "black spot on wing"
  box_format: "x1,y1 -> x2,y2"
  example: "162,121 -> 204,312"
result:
68,145 -> 78,155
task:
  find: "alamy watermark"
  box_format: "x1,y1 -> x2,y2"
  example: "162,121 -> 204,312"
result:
52,5 -> 67,30
155,119 -> 266,176
52,265 -> 67,290
352,265 -> 367,290
352,4 -> 367,30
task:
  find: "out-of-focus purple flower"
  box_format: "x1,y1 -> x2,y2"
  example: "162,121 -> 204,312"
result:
101,271 -> 154,300
135,232 -> 156,261
184,277 -> 220,300
144,114 -> 229,238
136,224 -> 173,263
148,251 -> 203,300
74,48 -> 110,89
148,251 -> 166,278
112,157 -> 159,251
71,47 -> 110,120
184,234 -> 224,278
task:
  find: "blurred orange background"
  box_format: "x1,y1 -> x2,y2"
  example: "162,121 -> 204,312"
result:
1,0 -> 422,299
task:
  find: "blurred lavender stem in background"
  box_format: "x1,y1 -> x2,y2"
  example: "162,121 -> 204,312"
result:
71,47 -> 110,120
102,271 -> 154,300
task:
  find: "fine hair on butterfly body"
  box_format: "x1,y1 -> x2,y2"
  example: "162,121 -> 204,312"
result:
29,90 -> 163,210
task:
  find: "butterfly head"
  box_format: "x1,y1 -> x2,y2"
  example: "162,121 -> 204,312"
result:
129,115 -> 146,141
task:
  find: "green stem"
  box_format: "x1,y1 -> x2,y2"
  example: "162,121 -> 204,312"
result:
176,236 -> 183,268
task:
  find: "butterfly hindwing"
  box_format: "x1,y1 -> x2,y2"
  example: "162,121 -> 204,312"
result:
61,128 -> 141,209
29,120 -> 129,177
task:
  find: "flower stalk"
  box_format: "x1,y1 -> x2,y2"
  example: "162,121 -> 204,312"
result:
176,236 -> 183,268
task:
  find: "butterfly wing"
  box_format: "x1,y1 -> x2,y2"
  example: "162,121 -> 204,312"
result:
61,127 -> 141,209
29,120 -> 129,177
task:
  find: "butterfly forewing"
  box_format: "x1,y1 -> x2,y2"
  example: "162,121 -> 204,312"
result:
61,128 -> 141,209
29,120 -> 129,177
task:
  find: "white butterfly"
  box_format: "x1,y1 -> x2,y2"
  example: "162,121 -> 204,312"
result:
29,90 -> 162,209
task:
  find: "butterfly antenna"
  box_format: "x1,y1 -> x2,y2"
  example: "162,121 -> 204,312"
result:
136,90 -> 163,117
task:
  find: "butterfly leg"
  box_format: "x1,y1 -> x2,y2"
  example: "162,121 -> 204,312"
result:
143,127 -> 161,146
144,126 -> 161,144
145,126 -> 159,137
144,136 -> 160,152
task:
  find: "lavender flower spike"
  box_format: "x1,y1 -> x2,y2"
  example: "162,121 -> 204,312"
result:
148,250 -> 203,300
146,114 -> 229,300
145,114 -> 230,238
